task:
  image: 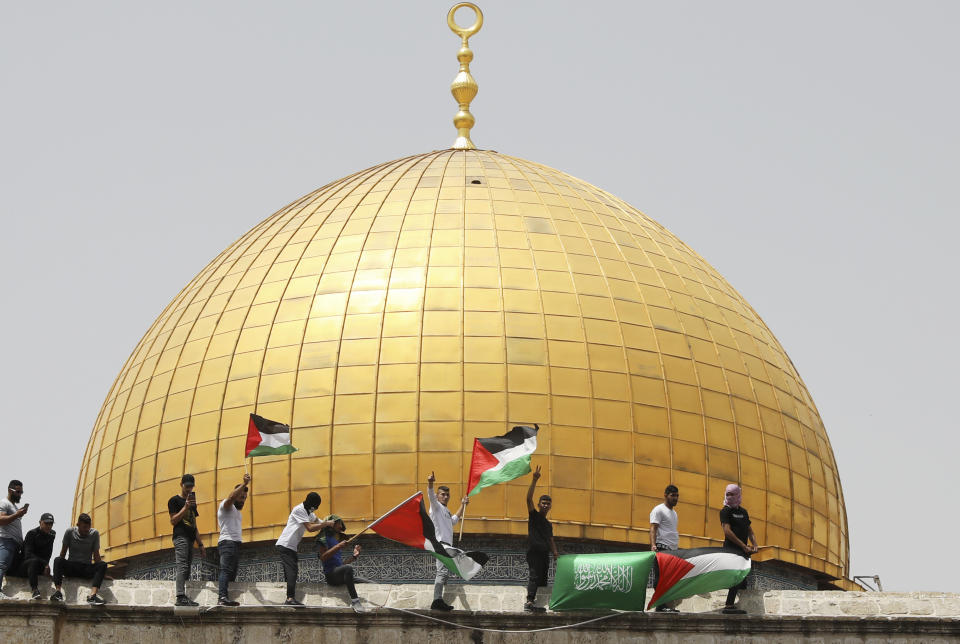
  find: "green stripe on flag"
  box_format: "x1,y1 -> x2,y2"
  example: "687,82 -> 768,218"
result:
246,444 -> 298,457
468,454 -> 531,496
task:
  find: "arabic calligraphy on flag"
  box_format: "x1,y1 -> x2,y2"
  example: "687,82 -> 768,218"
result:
549,551 -> 655,612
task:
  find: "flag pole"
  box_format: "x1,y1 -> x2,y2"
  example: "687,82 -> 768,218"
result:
457,502 -> 467,544
343,491 -> 422,545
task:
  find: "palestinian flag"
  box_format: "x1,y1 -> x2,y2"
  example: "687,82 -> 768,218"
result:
370,492 -> 488,580
467,424 -> 538,496
647,547 -> 751,608
245,413 -> 297,457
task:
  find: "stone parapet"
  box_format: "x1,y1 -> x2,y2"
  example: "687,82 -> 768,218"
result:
1,602 -> 959,644
2,578 -> 960,618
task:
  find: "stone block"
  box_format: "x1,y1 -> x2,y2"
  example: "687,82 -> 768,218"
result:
779,597 -> 811,614
839,599 -> 880,615
908,602 -> 935,616
809,597 -> 842,615
479,593 -> 501,612
876,598 -> 910,615
933,597 -> 960,616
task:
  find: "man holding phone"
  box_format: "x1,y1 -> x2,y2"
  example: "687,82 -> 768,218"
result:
0,480 -> 28,598
168,474 -> 205,606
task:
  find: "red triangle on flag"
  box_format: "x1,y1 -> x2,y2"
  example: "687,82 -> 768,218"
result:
647,552 -> 695,608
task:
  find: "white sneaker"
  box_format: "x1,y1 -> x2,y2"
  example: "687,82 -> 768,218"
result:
351,598 -> 368,613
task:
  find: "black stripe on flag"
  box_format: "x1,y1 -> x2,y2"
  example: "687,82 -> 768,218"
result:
476,424 -> 538,455
250,413 -> 291,435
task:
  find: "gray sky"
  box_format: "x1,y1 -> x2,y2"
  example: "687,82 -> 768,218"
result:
3,1 -> 958,592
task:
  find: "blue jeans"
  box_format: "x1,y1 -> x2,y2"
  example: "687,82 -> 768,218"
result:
0,538 -> 21,589
218,540 -> 240,599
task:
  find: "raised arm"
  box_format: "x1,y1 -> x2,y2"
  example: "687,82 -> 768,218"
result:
169,500 -> 190,526
0,505 -> 28,526
526,465 -> 541,513
452,496 -> 468,524
222,473 -> 252,511
427,471 -> 438,505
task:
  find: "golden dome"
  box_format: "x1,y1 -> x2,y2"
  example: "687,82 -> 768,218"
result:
73,148 -> 848,580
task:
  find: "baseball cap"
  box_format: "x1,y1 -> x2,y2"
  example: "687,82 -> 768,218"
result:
40,513 -> 54,524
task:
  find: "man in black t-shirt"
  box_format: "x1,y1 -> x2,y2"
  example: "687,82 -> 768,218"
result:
524,465 -> 558,613
719,483 -> 758,614
168,474 -> 205,606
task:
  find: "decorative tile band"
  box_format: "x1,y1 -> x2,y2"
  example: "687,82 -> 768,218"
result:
125,536 -> 817,590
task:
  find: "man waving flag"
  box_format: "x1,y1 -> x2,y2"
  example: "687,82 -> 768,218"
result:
369,492 -> 488,580
467,424 -> 539,497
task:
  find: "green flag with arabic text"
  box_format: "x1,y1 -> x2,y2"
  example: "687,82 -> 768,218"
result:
549,551 -> 655,612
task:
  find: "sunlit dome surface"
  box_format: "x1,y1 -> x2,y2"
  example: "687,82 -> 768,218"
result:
74,148 -> 848,580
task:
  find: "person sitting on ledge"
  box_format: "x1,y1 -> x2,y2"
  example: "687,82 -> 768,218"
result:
51,513 -> 107,605
316,515 -> 367,613
9,513 -> 56,601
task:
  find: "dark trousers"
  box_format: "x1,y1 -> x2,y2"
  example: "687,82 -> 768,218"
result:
9,557 -> 46,591
325,564 -> 358,599
53,558 -> 107,589
218,540 -> 240,599
725,576 -> 748,606
525,549 -> 549,601
276,545 -> 298,598
173,536 -> 194,597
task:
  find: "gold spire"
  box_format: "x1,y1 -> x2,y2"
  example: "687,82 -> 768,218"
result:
447,3 -> 483,150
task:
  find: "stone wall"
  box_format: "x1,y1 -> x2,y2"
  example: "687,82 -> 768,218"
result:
2,577 -> 960,617
1,599 -> 959,644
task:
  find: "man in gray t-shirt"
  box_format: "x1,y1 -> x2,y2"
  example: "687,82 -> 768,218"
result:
0,479 -> 28,595
51,513 -> 108,605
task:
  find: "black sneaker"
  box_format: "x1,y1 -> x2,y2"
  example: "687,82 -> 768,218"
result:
430,598 -> 454,611
655,605 -> 679,613
175,595 -> 198,607
523,601 -> 546,613
218,597 -> 240,607
283,598 -> 304,607
50,590 -> 64,602
722,606 -> 747,614
86,594 -> 106,606
31,589 -> 43,601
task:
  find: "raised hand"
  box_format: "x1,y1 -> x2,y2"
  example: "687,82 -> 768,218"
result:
461,497 -> 469,505
427,471 -> 436,484
532,465 -> 542,481
243,473 -> 252,485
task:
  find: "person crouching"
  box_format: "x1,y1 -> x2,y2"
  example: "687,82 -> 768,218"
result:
316,515 -> 367,613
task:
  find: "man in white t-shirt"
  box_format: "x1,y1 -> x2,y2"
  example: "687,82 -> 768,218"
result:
649,484 -> 680,613
216,473 -> 251,606
426,471 -> 467,612
275,492 -> 333,606
0,479 -> 28,598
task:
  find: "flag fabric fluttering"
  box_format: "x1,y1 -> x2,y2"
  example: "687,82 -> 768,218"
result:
549,551 -> 656,612
245,413 -> 297,457
370,492 -> 488,580
647,547 -> 752,609
466,424 -> 538,497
